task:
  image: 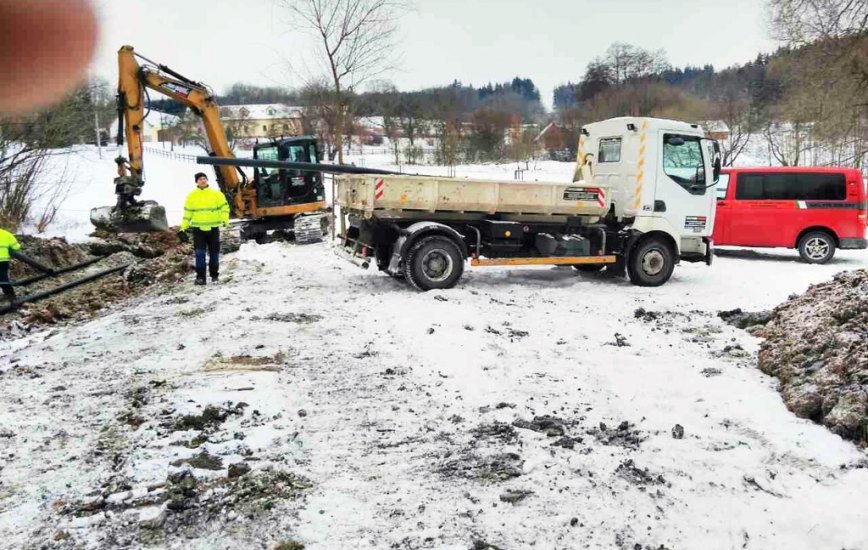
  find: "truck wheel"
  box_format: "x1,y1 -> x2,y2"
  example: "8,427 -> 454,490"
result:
404,236 -> 464,291
627,237 -> 675,287
798,231 -> 836,264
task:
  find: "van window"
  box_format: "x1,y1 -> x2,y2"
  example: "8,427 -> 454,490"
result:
598,138 -> 621,163
735,173 -> 846,200
716,174 -> 730,199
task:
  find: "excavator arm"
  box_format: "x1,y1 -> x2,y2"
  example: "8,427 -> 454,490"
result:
93,45 -> 246,232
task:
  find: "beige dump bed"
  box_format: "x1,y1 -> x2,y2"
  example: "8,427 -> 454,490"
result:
336,175 -> 610,217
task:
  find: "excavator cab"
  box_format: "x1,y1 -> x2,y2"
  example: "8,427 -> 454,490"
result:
252,137 -> 324,208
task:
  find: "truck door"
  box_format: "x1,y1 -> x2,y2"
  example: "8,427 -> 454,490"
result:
656,132 -> 716,239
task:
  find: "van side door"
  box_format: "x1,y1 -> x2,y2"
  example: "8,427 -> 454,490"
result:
712,172 -> 732,244
728,172 -> 787,247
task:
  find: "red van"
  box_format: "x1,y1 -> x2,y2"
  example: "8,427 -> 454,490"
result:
713,167 -> 867,263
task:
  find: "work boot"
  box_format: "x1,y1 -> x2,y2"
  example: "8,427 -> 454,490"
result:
211,274 -> 219,283
194,277 -> 206,286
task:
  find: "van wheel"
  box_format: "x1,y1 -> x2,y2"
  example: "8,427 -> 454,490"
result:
404,236 -> 464,291
798,231 -> 836,264
627,237 -> 675,287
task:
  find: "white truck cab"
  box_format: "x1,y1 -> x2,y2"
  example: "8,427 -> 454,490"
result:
576,117 -> 720,264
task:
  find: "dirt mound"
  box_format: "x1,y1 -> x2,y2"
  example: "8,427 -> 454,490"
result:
755,270 -> 868,446
1,228 -> 241,335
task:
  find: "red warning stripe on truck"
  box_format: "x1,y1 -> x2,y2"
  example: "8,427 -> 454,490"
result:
563,186 -> 606,209
375,179 -> 385,200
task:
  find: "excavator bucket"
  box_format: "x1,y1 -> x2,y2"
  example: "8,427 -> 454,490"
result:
90,200 -> 169,233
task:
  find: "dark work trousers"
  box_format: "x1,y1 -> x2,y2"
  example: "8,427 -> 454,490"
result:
0,261 -> 14,298
192,228 -> 220,279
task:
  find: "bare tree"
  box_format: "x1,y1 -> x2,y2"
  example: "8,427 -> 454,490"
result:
770,0 -> 867,45
712,79 -> 755,166
284,0 -> 408,164
768,0 -> 868,170
603,43 -> 669,85
0,106 -> 77,231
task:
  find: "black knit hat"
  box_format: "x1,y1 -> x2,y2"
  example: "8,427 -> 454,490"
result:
194,172 -> 208,181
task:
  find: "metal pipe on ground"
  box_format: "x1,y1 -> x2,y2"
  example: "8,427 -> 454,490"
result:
12,256 -> 107,287
0,263 -> 131,315
196,156 -> 434,177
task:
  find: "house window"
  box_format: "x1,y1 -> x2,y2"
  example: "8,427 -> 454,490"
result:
263,125 -> 267,132
598,138 -> 621,163
283,124 -> 289,131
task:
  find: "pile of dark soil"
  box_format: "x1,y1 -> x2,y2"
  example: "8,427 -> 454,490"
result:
2,229 -> 240,334
753,270 -> 868,446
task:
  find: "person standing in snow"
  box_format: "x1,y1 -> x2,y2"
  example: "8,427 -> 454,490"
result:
0,229 -> 21,302
177,172 -> 230,286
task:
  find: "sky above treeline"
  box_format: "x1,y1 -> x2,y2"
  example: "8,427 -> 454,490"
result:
90,0 -> 775,109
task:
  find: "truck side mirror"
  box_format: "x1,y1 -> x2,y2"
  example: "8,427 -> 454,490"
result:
712,141 -> 722,183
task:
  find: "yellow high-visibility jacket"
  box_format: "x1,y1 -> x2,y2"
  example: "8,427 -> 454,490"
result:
180,187 -> 230,231
0,229 -> 21,261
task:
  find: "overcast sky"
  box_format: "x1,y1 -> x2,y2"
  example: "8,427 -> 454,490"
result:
90,0 -> 775,110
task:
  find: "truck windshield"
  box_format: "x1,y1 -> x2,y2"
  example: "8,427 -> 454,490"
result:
663,134 -> 705,194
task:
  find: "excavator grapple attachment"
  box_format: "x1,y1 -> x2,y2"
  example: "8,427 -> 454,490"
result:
90,200 -> 169,233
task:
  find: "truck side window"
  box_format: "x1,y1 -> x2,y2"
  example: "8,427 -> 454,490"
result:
598,138 -> 621,163
662,134 -> 705,194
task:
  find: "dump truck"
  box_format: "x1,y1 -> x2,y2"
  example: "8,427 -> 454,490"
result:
334,117 -> 721,289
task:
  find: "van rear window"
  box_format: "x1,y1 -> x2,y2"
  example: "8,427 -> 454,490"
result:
735,173 -> 846,201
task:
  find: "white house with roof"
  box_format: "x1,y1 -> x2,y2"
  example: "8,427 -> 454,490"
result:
219,103 -> 305,139
108,112 -> 181,143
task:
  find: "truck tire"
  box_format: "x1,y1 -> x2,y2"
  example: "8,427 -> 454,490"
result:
797,231 -> 836,264
403,236 -> 464,291
627,237 -> 675,287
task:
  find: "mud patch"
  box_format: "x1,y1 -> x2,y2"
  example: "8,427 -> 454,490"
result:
615,459 -> 667,487
587,421 -> 645,449
172,403 -> 247,432
472,422 -> 519,444
439,452 -> 523,482
262,312 -> 323,324
513,415 -> 567,437
718,308 -> 773,330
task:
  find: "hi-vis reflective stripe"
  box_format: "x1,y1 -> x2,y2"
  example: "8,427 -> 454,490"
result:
374,179 -> 385,200
631,120 -> 649,210
185,206 -> 226,212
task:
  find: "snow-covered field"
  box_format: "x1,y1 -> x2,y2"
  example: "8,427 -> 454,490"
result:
2,146 -> 867,549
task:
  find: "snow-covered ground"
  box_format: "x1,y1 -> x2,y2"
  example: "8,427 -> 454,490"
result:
3,145 -> 867,549
1,239 -> 868,549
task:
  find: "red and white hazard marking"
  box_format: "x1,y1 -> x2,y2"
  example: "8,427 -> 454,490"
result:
591,187 -> 606,209
374,179 -> 385,200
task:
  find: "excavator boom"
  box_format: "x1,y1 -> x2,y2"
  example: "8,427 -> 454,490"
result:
91,45 -> 245,233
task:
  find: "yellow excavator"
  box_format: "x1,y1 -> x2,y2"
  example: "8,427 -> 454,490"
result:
91,45 -> 328,242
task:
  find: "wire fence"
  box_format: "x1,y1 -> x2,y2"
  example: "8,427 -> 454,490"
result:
142,145 -> 199,163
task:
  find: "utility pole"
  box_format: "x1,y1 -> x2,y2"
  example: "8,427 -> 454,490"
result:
94,109 -> 102,159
